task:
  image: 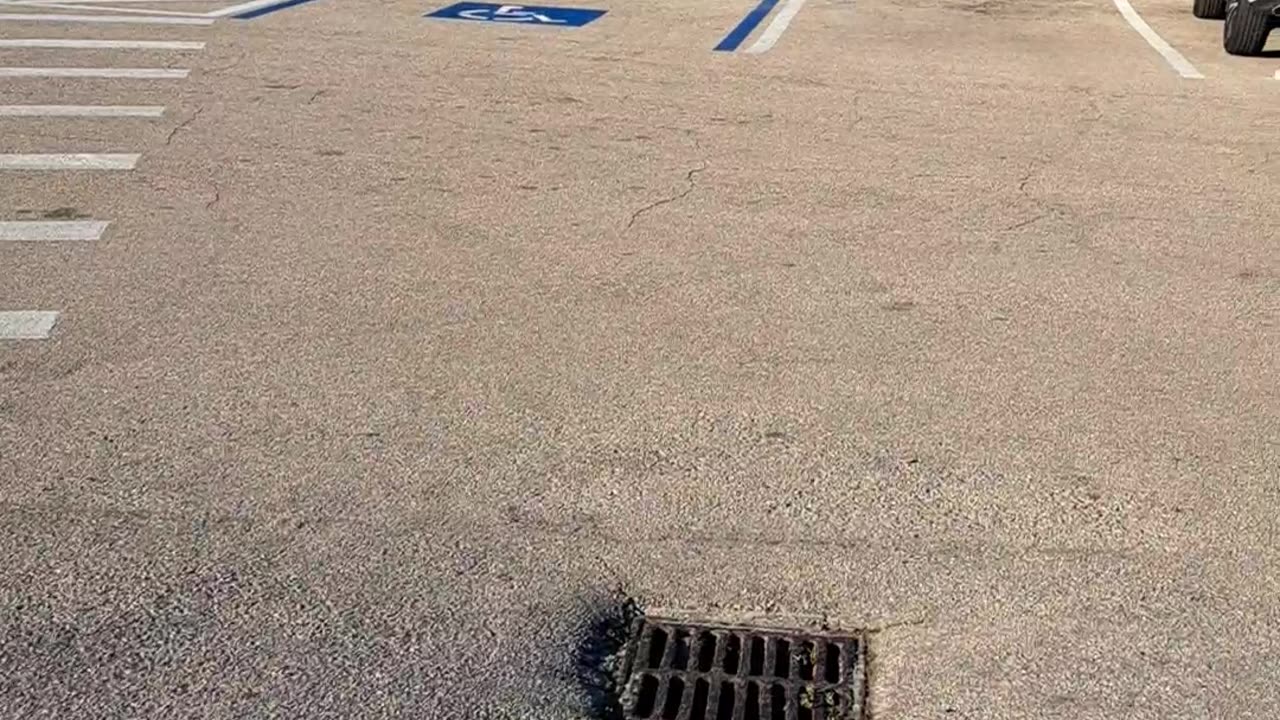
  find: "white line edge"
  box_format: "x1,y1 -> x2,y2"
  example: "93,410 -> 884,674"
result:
1110,0 -> 1204,79
205,0 -> 279,17
0,311 -> 60,339
0,153 -> 140,170
0,67 -> 189,78
0,104 -> 165,116
0,12 -> 214,24
0,220 -> 109,241
745,0 -> 811,54
0,38 -> 205,49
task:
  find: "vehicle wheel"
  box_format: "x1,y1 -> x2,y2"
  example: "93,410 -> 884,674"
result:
1193,0 -> 1226,19
1224,1 -> 1271,54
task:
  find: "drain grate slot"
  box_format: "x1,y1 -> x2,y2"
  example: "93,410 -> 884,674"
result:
619,618 -> 867,720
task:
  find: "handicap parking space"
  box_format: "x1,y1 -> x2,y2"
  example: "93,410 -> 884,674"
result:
395,0 -> 874,59
426,2 -> 608,27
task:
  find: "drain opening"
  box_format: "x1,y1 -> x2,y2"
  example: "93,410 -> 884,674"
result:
825,644 -> 841,683
716,681 -> 734,720
723,635 -> 740,674
662,677 -> 685,719
619,616 -> 867,720
749,637 -> 765,676
673,631 -> 691,671
744,682 -> 760,720
697,632 -> 716,671
648,628 -> 667,668
798,641 -> 814,681
635,675 -> 659,717
691,679 -> 709,717
770,683 -> 786,720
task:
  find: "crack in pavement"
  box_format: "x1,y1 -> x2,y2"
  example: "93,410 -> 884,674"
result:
624,163 -> 706,231
1001,214 -> 1046,232
1004,95 -> 1105,230
164,106 -> 203,146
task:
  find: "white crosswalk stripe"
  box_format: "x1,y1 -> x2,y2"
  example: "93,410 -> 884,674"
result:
0,221 -> 109,241
0,153 -> 140,170
0,38 -> 205,49
0,12 -> 214,24
0,66 -> 189,78
0,4 -> 212,343
0,104 -> 165,116
0,311 -> 60,339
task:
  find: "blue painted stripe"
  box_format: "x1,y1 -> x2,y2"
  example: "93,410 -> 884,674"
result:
713,0 -> 781,52
234,0 -> 320,19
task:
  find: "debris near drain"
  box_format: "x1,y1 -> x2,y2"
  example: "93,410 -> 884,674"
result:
617,615 -> 867,720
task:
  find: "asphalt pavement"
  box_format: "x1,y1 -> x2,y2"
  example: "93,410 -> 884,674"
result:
1,0 -> 1278,717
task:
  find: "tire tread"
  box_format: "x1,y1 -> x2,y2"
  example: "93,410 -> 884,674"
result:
1194,0 -> 1226,20
1224,2 -> 1271,55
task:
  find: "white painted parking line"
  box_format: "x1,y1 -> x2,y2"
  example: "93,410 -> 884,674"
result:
0,153 -> 139,170
0,38 -> 205,49
0,66 -> 189,78
10,0 -> 219,3
0,104 -> 164,116
1110,0 -> 1204,79
0,221 -> 109,241
745,0 -> 810,54
0,12 -> 214,24
206,0 -> 283,17
0,311 -> 59,339
6,3 -> 216,18
7,0 -> 216,3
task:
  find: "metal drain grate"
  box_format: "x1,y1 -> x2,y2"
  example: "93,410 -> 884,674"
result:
618,617 -> 866,720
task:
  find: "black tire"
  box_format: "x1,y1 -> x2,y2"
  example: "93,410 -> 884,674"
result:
1193,0 -> 1226,19
1224,1 -> 1271,55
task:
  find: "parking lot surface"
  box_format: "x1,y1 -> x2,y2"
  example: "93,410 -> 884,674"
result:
2,0 -> 1278,717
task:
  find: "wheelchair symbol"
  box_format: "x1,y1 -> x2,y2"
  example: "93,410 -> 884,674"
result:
457,4 -> 567,22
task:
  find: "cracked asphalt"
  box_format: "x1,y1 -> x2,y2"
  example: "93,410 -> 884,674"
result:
1,0 -> 1279,717
625,165 -> 705,230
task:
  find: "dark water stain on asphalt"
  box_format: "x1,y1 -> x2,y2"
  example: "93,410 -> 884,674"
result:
42,207 -> 89,220
574,591 -> 642,720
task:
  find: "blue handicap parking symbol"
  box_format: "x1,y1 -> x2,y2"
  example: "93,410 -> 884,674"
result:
426,2 -> 605,26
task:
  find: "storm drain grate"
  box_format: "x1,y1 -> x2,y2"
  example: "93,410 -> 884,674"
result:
618,617 -> 867,720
